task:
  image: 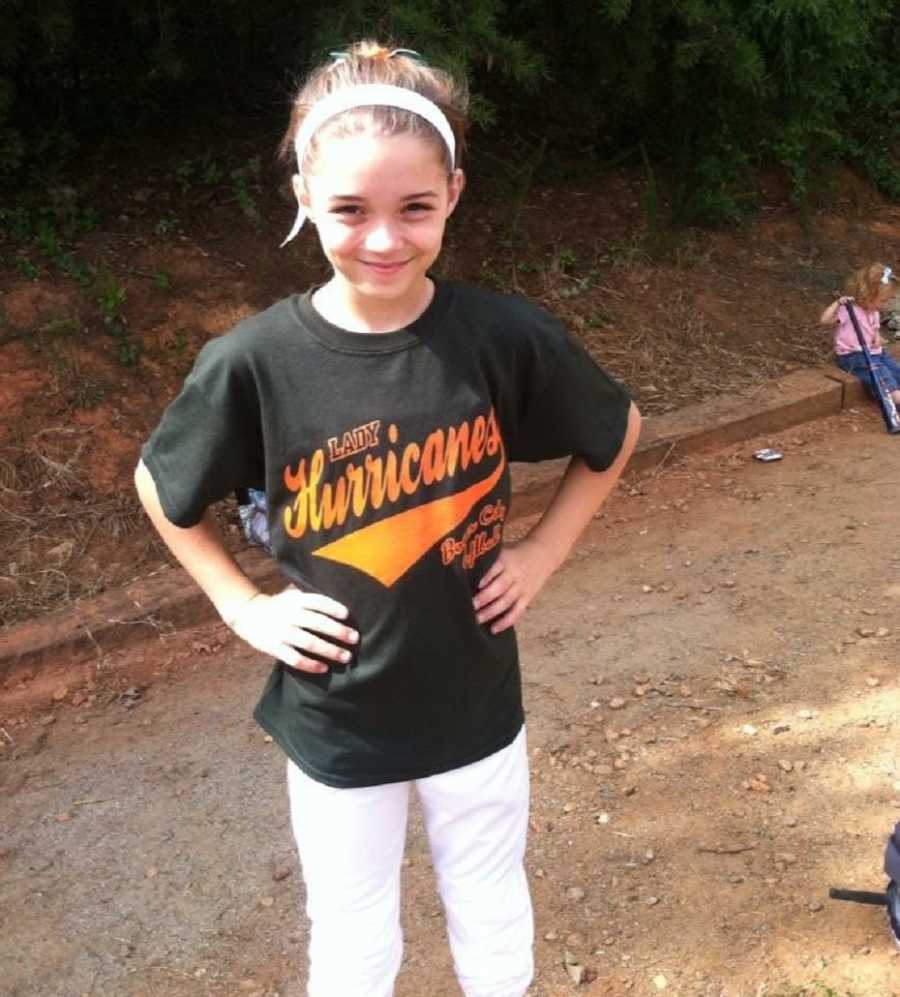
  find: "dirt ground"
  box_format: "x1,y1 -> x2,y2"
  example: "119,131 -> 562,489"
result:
3,153 -> 900,630
3,404 -> 900,997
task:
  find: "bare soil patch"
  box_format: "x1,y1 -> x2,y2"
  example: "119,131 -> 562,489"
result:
3,152 -> 900,629
3,408 -> 900,997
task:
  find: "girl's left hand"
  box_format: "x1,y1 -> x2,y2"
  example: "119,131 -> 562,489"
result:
473,537 -> 557,634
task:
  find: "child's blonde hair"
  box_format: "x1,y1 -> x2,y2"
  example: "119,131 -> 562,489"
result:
845,263 -> 894,310
279,41 -> 469,176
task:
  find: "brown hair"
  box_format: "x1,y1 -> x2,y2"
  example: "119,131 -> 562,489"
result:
845,262 -> 895,310
278,41 -> 469,177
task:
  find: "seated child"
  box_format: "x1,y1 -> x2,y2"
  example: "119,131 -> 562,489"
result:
820,263 -> 899,404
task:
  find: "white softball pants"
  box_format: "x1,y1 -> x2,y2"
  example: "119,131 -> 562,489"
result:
286,726 -> 533,997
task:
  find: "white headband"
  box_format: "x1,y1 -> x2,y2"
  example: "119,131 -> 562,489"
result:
882,266 -> 894,285
280,83 -> 457,247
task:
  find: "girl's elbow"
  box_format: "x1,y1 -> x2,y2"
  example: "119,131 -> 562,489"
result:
133,459 -> 158,506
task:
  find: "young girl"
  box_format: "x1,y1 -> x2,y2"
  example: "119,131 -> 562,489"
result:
135,42 -> 640,997
820,262 -> 899,404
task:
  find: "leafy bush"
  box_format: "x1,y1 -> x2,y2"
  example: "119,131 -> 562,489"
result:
1,0 -> 898,217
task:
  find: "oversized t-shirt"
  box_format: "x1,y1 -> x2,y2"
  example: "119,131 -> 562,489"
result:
142,280 -> 631,787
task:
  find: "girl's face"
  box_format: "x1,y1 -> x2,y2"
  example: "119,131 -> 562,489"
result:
298,131 -> 464,310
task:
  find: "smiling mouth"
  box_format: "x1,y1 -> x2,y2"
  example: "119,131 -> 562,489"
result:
360,259 -> 411,272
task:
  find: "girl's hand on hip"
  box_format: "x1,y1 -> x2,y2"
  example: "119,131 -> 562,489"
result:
227,588 -> 358,673
473,537 -> 556,634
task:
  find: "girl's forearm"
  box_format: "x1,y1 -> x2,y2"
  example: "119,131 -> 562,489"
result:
527,402 -> 641,571
820,300 -> 839,325
134,459 -> 259,621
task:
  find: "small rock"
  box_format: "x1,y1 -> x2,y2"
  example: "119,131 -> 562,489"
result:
566,931 -> 584,948
643,850 -> 655,864
741,724 -> 758,737
641,585 -> 653,594
595,813 -> 610,825
796,709 -> 816,720
653,974 -> 668,990
71,691 -> 85,707
52,685 -> 69,702
784,816 -> 798,827
609,697 -> 627,710
877,627 -> 890,638
776,852 -> 798,866
646,895 -> 660,907
778,759 -> 793,773
544,930 -> 558,941
858,627 -> 876,638
56,810 -> 73,823
773,723 -> 791,734
272,866 -> 292,882
566,886 -> 586,902
808,899 -> 823,912
39,715 -> 56,727
258,895 -> 275,908
866,677 -> 881,688
146,866 -> 158,879
565,960 -> 586,986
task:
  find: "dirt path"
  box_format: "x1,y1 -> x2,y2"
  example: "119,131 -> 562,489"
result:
3,406 -> 900,997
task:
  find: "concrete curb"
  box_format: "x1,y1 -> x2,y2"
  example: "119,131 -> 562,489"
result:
0,359 -> 881,677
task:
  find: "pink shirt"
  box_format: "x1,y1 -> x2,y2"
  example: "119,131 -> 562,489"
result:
833,303 -> 882,355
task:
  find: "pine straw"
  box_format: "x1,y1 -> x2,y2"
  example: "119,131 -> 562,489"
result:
563,288 -> 831,416
0,429 -> 165,628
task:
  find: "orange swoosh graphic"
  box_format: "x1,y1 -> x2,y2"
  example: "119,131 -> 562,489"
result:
312,451 -> 506,586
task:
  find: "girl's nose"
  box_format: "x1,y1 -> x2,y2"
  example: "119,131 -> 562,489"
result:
364,221 -> 401,252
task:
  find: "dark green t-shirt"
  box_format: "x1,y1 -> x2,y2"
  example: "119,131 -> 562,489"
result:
142,280 -> 631,786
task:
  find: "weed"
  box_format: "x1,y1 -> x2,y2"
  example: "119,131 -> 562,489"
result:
40,316 -> 83,340
172,152 -> 224,195
231,155 -> 262,225
173,158 -> 196,195
92,268 -> 141,366
482,137 -> 547,248
13,255 -> 40,279
154,214 -> 179,237
94,270 -> 127,327
152,269 -> 172,291
597,233 -> 646,270
56,253 -> 93,286
116,340 -> 141,367
554,246 -> 578,275
479,259 -> 509,291
171,328 -> 189,354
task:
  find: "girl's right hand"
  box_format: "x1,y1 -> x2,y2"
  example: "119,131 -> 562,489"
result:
838,296 -> 854,304
227,588 -> 358,673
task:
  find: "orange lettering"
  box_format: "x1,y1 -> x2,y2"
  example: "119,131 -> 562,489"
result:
445,422 -> 471,475
421,429 -> 446,486
400,442 -> 421,495
470,415 -> 486,463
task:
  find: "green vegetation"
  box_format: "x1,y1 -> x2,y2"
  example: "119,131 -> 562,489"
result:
0,2 -> 897,223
